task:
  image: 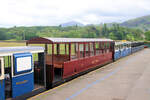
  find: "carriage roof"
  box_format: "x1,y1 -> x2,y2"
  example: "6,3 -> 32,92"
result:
0,46 -> 44,56
115,41 -> 131,45
27,37 -> 113,44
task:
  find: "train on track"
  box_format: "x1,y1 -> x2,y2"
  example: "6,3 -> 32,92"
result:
0,37 -> 144,100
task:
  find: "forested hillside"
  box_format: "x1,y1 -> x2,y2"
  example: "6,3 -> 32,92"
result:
120,15 -> 150,31
0,24 -> 145,41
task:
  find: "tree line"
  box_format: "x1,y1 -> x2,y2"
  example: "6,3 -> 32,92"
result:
0,24 -> 148,41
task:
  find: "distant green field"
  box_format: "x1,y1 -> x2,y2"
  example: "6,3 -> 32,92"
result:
0,41 -> 26,47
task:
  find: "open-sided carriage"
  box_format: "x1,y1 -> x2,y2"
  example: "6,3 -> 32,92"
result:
27,37 -> 115,87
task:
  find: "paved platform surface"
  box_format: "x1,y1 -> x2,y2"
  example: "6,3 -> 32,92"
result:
29,48 -> 150,100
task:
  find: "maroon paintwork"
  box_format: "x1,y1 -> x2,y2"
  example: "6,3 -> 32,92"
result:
63,52 -> 112,79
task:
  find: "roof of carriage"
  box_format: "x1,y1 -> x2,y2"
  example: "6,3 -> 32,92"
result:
115,41 -> 132,45
27,37 -> 114,44
0,46 -> 44,56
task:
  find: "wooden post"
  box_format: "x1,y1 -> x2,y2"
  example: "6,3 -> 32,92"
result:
65,44 -> 67,55
104,42 -> 106,53
98,42 -> 100,54
102,42 -> 104,54
52,44 -> 54,65
78,43 -> 80,58
75,43 -> 76,54
106,42 -> 108,53
94,42 -> 96,55
109,42 -> 111,52
69,43 -> 71,60
88,43 -> 91,56
26,42 -> 28,46
57,44 -> 60,55
84,43 -> 86,57
45,44 -> 48,54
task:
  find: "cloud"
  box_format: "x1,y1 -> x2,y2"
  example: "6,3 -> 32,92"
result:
0,0 -> 150,27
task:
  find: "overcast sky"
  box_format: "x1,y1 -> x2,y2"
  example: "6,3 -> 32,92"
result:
0,0 -> 150,27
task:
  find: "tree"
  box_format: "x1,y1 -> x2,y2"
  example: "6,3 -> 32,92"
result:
145,31 -> 150,41
0,30 -> 7,40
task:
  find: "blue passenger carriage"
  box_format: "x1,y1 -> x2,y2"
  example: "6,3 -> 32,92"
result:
114,41 -> 131,60
0,46 -> 46,100
131,42 -> 144,53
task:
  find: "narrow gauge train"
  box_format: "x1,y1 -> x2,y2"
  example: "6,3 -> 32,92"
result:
0,37 -> 145,100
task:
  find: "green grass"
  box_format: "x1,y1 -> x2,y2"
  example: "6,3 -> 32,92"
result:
0,42 -> 26,47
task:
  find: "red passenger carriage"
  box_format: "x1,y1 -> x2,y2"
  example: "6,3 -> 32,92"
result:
26,37 -> 114,88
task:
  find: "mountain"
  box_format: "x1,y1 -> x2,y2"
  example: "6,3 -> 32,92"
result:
120,15 -> 150,31
60,21 -> 84,27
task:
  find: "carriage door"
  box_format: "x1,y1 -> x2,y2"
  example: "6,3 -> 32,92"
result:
0,57 -> 5,100
12,53 -> 34,98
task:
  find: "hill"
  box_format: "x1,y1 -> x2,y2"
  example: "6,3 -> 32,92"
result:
60,21 -> 84,27
120,15 -> 150,31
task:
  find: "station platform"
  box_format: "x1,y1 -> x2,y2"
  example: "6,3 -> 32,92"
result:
28,48 -> 150,100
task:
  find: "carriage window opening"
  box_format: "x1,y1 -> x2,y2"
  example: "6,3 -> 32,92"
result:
100,43 -> 104,53
71,44 -> 77,59
65,44 -> 69,55
124,44 -> 127,49
33,52 -> 45,90
4,56 -> 11,68
120,45 -> 122,49
129,44 -> 131,47
121,45 -> 123,49
99,43 -> 103,54
48,44 -> 52,54
115,45 -> 118,50
4,56 -> 12,99
106,43 -> 108,49
103,43 -> 106,53
90,43 -> 94,56
117,45 -> 119,50
123,44 -> 125,49
127,44 -> 129,48
106,43 -> 110,53
85,44 -> 89,57
118,45 -> 120,50
95,43 -> 100,55
59,44 -> 65,54
79,44 -> 84,58
33,53 -> 38,62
